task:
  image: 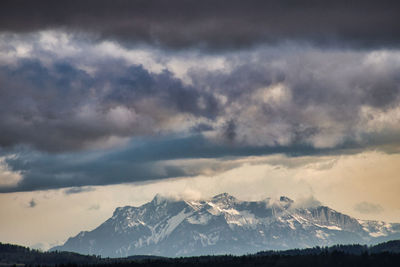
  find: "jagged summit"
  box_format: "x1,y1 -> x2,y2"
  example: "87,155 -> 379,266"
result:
212,192 -> 235,199
114,193 -> 240,213
279,196 -> 294,203
151,193 -> 170,205
278,196 -> 294,209
210,192 -> 238,205
52,193 -> 400,258
114,193 -> 292,212
113,193 -> 294,213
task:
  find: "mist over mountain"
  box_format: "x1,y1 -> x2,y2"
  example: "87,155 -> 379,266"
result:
51,193 -> 400,257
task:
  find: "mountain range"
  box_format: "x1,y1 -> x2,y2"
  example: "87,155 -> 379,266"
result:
51,193 -> 400,257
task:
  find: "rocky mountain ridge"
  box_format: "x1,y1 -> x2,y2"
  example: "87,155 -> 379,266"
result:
52,193 -> 400,257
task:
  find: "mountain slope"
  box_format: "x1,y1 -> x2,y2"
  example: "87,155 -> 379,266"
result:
51,193 -> 400,257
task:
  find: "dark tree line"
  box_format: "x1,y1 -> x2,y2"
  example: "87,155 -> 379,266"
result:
0,243 -> 101,265
44,252 -> 400,267
2,240 -> 400,267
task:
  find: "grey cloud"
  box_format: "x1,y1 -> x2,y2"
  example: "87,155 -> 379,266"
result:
88,204 -> 100,211
222,120 -> 237,143
190,123 -> 214,133
189,48 -> 400,148
1,41 -> 400,154
28,198 -> 37,208
1,33 -> 400,192
64,186 -> 95,195
0,135 -> 331,193
354,201 -> 384,214
0,59 -> 218,152
0,132 -> 395,193
1,0 -> 400,50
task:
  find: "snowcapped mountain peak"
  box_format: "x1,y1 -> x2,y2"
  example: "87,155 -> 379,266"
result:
52,193 -> 400,258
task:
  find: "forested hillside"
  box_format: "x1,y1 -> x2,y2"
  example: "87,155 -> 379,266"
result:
1,240 -> 400,266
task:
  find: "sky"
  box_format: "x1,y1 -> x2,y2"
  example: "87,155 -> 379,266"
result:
1,0 -> 400,250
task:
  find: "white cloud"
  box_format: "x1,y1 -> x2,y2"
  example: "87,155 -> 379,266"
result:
0,156 -> 22,187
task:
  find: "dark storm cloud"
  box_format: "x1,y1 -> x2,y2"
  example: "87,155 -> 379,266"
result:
0,132 -> 396,193
1,0 -> 400,49
0,134 -> 332,193
1,33 -> 400,192
1,42 -> 400,153
188,48 -> 400,148
222,120 -> 237,143
0,58 -> 219,152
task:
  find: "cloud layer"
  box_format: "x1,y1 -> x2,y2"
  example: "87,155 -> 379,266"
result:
0,2 -> 400,192
1,33 -> 400,154
1,0 -> 400,49
0,59 -> 218,152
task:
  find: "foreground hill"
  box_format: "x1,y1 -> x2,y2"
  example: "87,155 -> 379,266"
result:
0,243 -> 101,265
2,241 -> 400,266
52,193 -> 400,257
